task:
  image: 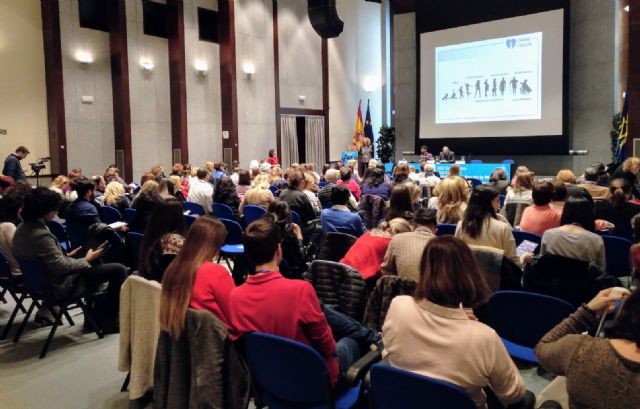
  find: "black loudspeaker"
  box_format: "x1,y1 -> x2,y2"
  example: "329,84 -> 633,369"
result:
307,0 -> 344,38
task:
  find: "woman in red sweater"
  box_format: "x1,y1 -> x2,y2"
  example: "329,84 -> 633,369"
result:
340,218 -> 411,281
160,216 -> 235,338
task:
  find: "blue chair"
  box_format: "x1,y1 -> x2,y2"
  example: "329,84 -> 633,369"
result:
279,258 -> 291,278
243,205 -> 266,226
184,214 -> 197,229
124,208 -> 137,225
212,202 -> 234,220
502,159 -> 515,165
47,220 -> 70,251
370,364 -> 476,409
291,210 -> 302,226
0,252 -> 28,340
467,178 -> 483,188
318,181 -> 328,189
512,230 -> 542,255
127,232 -> 144,270
499,194 -> 506,208
269,185 -> 280,197
469,159 -> 483,164
602,235 -> 633,277
13,257 -> 103,358
219,218 -> 244,271
436,224 -> 457,236
100,205 -> 122,225
488,291 -> 574,363
244,332 -> 362,409
183,201 -> 205,216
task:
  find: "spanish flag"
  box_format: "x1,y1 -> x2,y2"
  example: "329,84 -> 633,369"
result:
353,100 -> 365,150
615,93 -> 628,162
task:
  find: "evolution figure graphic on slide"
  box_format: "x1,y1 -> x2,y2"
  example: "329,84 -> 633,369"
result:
510,76 -> 518,94
492,79 -> 497,97
484,80 -> 489,97
475,80 -> 481,97
520,79 -> 532,94
443,76 -> 532,101
499,77 -> 506,96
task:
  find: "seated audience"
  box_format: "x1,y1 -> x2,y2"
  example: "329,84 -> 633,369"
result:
485,168 -> 509,195
436,177 -> 469,224
519,181 -> 562,237
211,162 -> 226,181
49,175 -> 77,202
160,216 -> 234,335
138,200 -> 187,282
550,179 -> 568,213
361,167 -> 392,201
578,166 -> 611,200
536,288 -> 640,409
279,170 -> 317,225
541,196 -> 606,271
455,185 -> 520,266
0,193 -> 23,275
612,156 -> 640,198
91,176 -> 106,204
595,178 -> 640,239
510,166 -> 530,186
385,183 -> 420,222
12,187 -> 126,331
318,169 -> 358,210
267,201 -> 305,278
168,175 -> 186,202
103,181 -> 130,215
383,236 -> 531,409
65,177 -> 102,248
504,172 -> 534,207
556,169 -> 592,200
381,208 -> 437,282
213,176 -> 241,212
321,185 -> 365,236
104,165 -> 126,186
340,217 -> 411,281
235,169 -> 252,202
419,164 -> 441,188
392,162 -> 411,185
239,173 -> 274,212
150,164 -> 165,182
230,217 -> 380,386
347,159 -> 361,185
130,180 -> 162,233
268,165 -> 285,188
186,168 -> 214,214
336,166 -> 361,201
157,179 -> 176,202
303,172 -> 322,215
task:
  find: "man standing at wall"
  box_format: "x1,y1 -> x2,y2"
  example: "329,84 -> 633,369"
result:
3,146 -> 29,181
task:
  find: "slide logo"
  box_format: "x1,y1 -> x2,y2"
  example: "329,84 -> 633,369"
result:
505,38 -> 516,49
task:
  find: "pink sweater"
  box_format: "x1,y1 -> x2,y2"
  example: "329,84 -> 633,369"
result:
519,204 -> 561,237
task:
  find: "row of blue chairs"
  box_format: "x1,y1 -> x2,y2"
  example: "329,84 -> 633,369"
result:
435,224 -> 633,277
244,290 -> 569,408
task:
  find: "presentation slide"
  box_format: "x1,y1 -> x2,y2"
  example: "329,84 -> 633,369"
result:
436,32 -> 542,124
419,9 -> 564,140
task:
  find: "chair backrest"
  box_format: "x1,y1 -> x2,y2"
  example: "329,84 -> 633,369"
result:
512,230 -> 542,254
290,210 -> 302,226
243,205 -> 266,226
488,291 -> 574,348
502,159 -> 515,165
436,224 -> 457,236
127,232 -> 145,268
212,202 -> 234,219
183,214 -> 197,229
15,257 -> 48,295
219,218 -> 243,245
499,194 -> 506,208
46,220 -> 69,247
370,364 -> 476,409
469,159 -> 483,164
602,235 -> 632,277
501,202 -> 528,227
306,260 -> 367,321
363,276 -> 417,332
269,185 -> 279,196
316,232 -> 358,262
244,332 -> 331,405
183,201 -> 205,216
100,205 -> 122,224
318,181 -> 328,189
358,194 -> 387,230
124,208 -> 137,225
101,228 -> 126,263
467,178 -> 483,188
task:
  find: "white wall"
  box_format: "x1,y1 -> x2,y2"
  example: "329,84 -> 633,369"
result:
328,0 -> 383,161
234,0 -> 277,168
126,0 -> 173,182
277,0 -> 322,110
59,0 -> 115,178
184,0 -> 223,167
0,1 -> 50,168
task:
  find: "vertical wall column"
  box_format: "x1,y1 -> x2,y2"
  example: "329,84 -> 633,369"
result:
218,0 -> 239,162
167,0 -> 189,164
108,0 -> 133,181
322,38 -> 330,162
628,0 -> 640,156
41,0 -> 68,175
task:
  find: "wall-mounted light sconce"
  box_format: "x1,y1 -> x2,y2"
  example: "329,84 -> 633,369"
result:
75,51 -> 93,64
625,5 -> 630,12
363,75 -> 380,93
298,95 -> 306,104
194,60 -> 208,76
242,62 -> 256,79
140,59 -> 155,72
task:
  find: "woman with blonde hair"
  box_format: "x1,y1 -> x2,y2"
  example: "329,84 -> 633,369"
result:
612,157 -> 640,198
103,181 -> 130,215
340,218 -> 412,281
436,177 -> 469,224
303,172 -> 322,215
268,165 -> 284,187
239,173 -> 274,212
160,216 -> 235,337
169,175 -> 185,202
49,175 -> 77,201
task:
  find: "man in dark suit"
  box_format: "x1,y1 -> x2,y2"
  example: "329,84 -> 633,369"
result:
437,146 -> 456,163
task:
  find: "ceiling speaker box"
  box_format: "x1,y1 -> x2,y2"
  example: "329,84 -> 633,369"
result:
307,0 -> 344,38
